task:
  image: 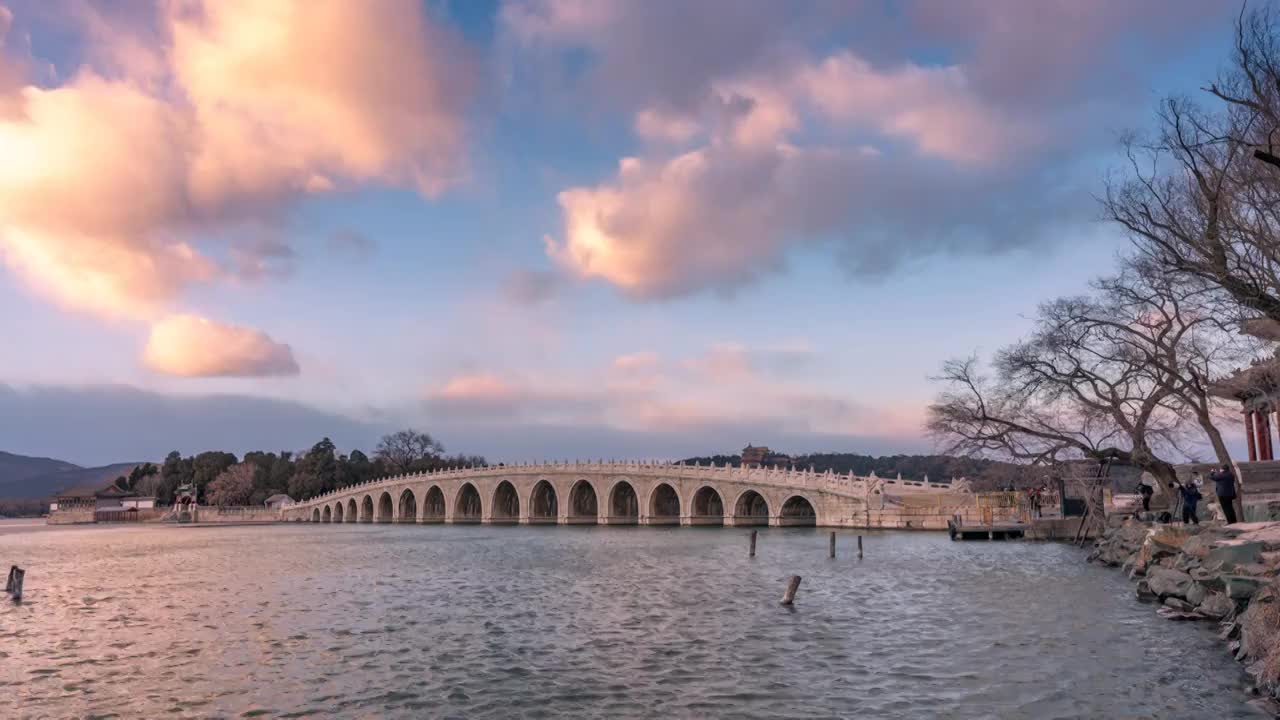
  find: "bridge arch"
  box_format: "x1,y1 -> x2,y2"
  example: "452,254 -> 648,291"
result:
398,488 -> 417,523
322,505 -> 332,523
492,481 -> 520,524
312,507 -> 321,523
780,494 -> 817,526
568,479 -> 598,523
529,480 -> 558,523
454,482 -> 482,523
376,491 -> 393,523
733,489 -> 769,526
690,485 -> 725,525
346,498 -> 357,523
607,480 -> 639,524
360,494 -> 374,523
648,482 -> 681,525
333,501 -> 344,523
422,485 -> 445,522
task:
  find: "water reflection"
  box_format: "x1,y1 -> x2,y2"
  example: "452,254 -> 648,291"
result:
0,522 -> 1258,719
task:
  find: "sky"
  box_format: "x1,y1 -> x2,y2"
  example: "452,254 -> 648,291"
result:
0,0 -> 1251,466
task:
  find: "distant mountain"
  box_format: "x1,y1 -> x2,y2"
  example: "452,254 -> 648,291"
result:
0,451 -> 146,500
0,451 -> 80,492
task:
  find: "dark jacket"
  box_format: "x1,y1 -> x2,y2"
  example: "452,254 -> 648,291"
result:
1212,469 -> 1237,499
1179,484 -> 1202,508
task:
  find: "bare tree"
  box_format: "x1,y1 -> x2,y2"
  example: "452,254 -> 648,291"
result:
206,462 -> 257,507
1104,8 -> 1280,322
928,265 -> 1247,492
1090,261 -> 1259,464
375,429 -> 445,473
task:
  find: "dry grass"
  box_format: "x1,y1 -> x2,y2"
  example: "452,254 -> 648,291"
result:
1242,582 -> 1280,687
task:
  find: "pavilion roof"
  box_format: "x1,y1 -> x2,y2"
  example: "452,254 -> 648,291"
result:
1208,356 -> 1280,404
55,482 -> 152,500
1242,317 -> 1280,341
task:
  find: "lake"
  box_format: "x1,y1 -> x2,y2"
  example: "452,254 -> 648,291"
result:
0,521 -> 1262,718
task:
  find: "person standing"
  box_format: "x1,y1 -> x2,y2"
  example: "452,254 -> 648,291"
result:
1211,464 -> 1239,525
1137,480 -> 1154,513
1179,480 -> 1202,525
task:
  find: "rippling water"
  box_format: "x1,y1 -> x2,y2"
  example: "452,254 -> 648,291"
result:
0,520 -> 1262,719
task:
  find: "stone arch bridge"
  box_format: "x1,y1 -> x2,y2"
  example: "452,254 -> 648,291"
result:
280,461 -> 973,529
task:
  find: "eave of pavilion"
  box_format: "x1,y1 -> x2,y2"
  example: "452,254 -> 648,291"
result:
1208,356 -> 1280,409
1242,317 -> 1280,342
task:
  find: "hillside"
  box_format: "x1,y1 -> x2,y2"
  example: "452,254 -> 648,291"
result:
0,450 -> 80,486
0,451 -> 145,500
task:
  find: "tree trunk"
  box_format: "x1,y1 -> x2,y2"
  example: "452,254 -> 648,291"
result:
1192,401 -> 1233,466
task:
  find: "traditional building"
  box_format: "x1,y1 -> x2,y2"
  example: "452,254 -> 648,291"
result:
1209,318 -> 1280,519
740,444 -> 791,469
1209,318 -> 1280,462
264,493 -> 294,509
50,482 -> 156,513
741,445 -> 769,467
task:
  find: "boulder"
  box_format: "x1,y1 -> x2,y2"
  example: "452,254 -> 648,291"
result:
1174,555 -> 1202,573
1181,533 -> 1218,559
1127,543 -> 1151,571
1191,566 -> 1226,590
1157,606 -> 1202,621
1147,566 -> 1195,599
1186,581 -> 1208,607
1198,592 -> 1236,620
1135,580 -> 1158,603
1225,575 -> 1267,601
1236,562 -> 1277,578
1204,541 -> 1265,571
1229,522 -> 1280,550
1163,597 -> 1196,612
1146,527 -> 1190,559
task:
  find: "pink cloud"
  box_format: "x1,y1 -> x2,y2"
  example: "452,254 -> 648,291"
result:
0,0 -> 475,370
425,371 -> 607,422
143,314 -> 299,378
681,343 -> 754,381
436,373 -> 518,401
544,43 -> 1040,298
612,351 -> 660,372
794,52 -> 1037,166
420,342 -> 923,440
634,108 -> 701,144
516,0 -> 1228,299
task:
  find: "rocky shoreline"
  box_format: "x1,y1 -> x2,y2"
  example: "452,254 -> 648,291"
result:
1089,519 -> 1280,710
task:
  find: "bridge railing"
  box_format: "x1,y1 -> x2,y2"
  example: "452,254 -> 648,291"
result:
288,460 -> 963,510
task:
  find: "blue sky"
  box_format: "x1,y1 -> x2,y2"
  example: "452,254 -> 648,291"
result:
0,0 -> 1250,465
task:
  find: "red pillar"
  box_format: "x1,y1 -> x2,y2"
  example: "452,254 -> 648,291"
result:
1259,409 -> 1269,458
1246,410 -> 1258,462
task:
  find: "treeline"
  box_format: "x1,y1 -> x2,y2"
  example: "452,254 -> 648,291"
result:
680,452 -> 1029,488
133,430 -> 485,506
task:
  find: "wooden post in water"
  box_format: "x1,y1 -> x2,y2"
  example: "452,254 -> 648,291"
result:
781,575 -> 802,605
6,565 -> 23,601
829,531 -> 836,559
749,530 -> 757,558
857,535 -> 863,559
